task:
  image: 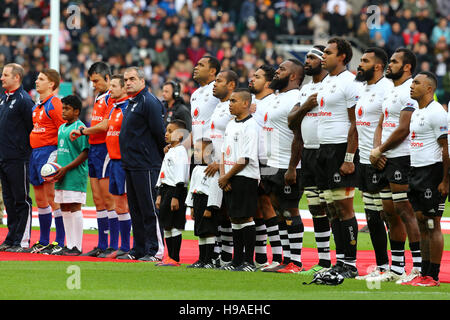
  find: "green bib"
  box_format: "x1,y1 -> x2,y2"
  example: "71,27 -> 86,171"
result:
55,120 -> 90,192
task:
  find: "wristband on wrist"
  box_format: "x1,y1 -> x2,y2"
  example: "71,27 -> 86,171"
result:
344,152 -> 355,162
79,127 -> 85,135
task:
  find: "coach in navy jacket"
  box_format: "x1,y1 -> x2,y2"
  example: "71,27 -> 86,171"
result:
0,63 -> 34,251
120,87 -> 166,171
119,67 -> 166,261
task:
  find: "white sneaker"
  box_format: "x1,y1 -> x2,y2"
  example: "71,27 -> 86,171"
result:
395,268 -> 421,284
355,267 -> 384,280
254,261 -> 270,270
260,261 -> 280,271
369,270 -> 405,282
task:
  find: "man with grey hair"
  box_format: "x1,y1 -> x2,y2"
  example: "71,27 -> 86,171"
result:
117,66 -> 166,261
0,63 -> 34,252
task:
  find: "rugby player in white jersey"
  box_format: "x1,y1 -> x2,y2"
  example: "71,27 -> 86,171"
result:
402,71 -> 448,287
249,64 -> 283,269
218,88 -> 260,272
316,38 -> 361,278
259,59 -> 305,273
369,48 -> 422,283
189,56 -> 221,155
209,70 -> 238,266
353,47 -> 392,279
287,45 -> 332,275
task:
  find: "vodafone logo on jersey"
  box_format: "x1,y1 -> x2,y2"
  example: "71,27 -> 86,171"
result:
357,106 -> 363,119
262,112 -> 273,132
226,145 -> 231,157
224,146 -> 237,165
382,108 -> 396,128
317,96 -> 331,116
192,107 -> 205,126
356,106 -> 371,126
410,131 -> 423,147
210,121 -> 222,139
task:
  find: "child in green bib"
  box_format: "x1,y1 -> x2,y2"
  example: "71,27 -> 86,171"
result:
53,95 -> 89,256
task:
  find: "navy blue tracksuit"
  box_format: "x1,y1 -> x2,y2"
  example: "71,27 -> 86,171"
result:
119,87 -> 166,259
0,86 -> 34,247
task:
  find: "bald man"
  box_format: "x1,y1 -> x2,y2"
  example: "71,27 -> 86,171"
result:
403,71 -> 448,286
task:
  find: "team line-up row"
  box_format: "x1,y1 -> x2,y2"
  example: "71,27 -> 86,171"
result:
0,38 -> 447,287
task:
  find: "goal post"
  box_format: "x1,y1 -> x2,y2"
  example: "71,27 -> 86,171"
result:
0,0 -> 60,71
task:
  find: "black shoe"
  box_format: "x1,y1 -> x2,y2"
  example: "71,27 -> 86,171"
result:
97,247 -> 117,258
62,247 -> 82,256
5,246 -> 27,253
219,262 -> 240,271
52,246 -> 69,256
234,262 -> 257,272
138,254 -> 161,262
80,247 -> 104,257
24,241 -> 47,253
328,262 -> 345,275
41,242 -> 63,255
202,262 -> 215,269
116,253 -> 137,260
338,264 -> 359,279
104,249 -> 129,259
212,257 -> 221,268
187,260 -> 205,268
0,243 -> 11,251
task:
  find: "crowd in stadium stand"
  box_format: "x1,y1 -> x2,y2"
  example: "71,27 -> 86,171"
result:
1,0 -> 450,124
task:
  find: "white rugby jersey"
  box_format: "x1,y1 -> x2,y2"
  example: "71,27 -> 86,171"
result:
355,77 -> 394,164
222,115 -> 260,180
207,100 -> 234,162
253,93 -> 276,161
185,165 -> 223,208
381,78 -> 418,158
409,101 -> 447,167
190,81 -> 220,144
299,79 -> 326,149
156,144 -> 189,188
317,70 -> 362,144
262,89 -> 302,169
